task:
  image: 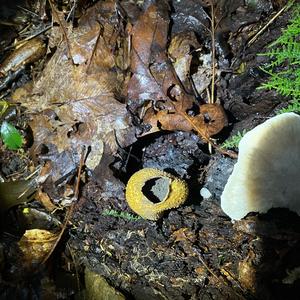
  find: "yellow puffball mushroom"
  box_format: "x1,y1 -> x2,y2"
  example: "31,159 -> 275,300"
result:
221,112 -> 300,220
125,168 -> 188,221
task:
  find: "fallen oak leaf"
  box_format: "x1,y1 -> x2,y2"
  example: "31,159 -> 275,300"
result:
128,2 -> 182,105
12,0 -> 135,185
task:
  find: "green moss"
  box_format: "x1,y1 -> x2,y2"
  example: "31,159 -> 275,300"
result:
102,209 -> 142,221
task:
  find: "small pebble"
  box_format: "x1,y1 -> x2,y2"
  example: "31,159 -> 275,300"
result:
200,187 -> 212,199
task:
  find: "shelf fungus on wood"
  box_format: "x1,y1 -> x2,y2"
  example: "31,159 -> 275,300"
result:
125,168 -> 188,220
221,112 -> 300,220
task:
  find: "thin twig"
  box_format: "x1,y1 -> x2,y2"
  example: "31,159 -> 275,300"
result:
206,87 -> 211,103
194,248 -> 220,281
42,147 -> 86,264
48,0 -> 74,63
66,0 -> 77,23
16,5 -> 39,18
247,0 -> 294,47
21,25 -> 52,41
4,25 -> 52,51
207,2 -> 217,153
86,22 -> 103,74
210,3 -> 216,104
67,243 -> 82,295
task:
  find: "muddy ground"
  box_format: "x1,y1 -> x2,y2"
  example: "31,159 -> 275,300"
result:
0,0 -> 300,299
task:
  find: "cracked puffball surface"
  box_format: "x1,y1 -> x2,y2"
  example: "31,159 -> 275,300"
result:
221,112 -> 300,220
125,168 -> 188,221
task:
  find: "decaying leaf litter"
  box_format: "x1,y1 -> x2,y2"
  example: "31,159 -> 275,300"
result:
0,0 -> 300,299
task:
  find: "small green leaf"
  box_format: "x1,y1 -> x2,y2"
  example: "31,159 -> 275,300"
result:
1,121 -> 23,150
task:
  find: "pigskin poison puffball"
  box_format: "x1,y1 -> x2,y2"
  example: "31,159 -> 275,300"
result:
221,112 -> 300,220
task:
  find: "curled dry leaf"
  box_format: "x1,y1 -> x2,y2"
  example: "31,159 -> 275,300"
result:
143,103 -> 227,137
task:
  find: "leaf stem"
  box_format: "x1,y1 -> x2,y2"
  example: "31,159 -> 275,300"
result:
210,3 -> 216,104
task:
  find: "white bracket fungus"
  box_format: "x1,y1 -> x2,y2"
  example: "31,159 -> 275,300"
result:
221,112 -> 300,220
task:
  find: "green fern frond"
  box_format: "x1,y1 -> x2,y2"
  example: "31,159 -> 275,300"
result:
259,2 -> 300,113
270,4 -> 300,47
260,70 -> 300,98
221,130 -> 247,149
278,100 -> 300,114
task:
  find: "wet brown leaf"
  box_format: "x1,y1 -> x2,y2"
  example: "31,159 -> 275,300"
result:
128,2 -> 172,103
127,2 -> 227,138
18,229 -> 59,267
36,189 -> 58,212
12,0 -> 135,180
238,250 -> 257,293
144,103 -> 227,137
